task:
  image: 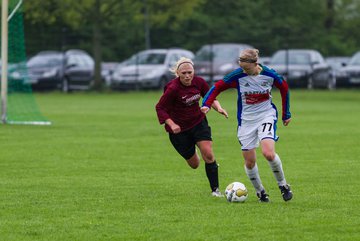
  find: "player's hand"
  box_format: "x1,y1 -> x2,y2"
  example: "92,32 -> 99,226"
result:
170,123 -> 181,134
217,107 -> 228,119
165,118 -> 181,134
200,106 -> 210,114
283,118 -> 291,126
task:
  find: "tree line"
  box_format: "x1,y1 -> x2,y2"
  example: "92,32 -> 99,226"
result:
21,0 -> 360,89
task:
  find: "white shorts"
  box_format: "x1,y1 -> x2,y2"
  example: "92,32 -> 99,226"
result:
237,115 -> 279,150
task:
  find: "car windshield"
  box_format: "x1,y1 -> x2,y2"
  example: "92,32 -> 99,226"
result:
28,55 -> 62,68
271,51 -> 311,65
348,53 -> 360,65
195,45 -> 240,62
127,53 -> 166,65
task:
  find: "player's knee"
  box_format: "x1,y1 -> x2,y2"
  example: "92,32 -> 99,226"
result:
262,151 -> 275,161
245,160 -> 255,169
202,151 -> 214,163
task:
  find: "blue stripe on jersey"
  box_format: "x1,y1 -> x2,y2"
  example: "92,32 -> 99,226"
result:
237,85 -> 243,126
202,85 -> 215,106
262,64 -> 291,120
224,68 -> 246,126
260,65 -> 284,85
273,117 -> 279,141
271,102 -> 279,119
224,68 -> 247,83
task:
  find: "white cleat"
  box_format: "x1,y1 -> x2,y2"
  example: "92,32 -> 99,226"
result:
211,188 -> 224,197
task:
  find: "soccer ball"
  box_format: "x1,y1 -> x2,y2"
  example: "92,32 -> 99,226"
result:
225,182 -> 248,203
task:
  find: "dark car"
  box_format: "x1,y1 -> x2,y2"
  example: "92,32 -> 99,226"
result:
193,43 -> 253,85
267,49 -> 333,89
336,51 -> 360,87
11,49 -> 94,92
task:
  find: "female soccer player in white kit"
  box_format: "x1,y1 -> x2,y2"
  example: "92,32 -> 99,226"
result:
201,49 -> 293,202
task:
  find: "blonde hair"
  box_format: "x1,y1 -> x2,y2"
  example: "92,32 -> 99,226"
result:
170,57 -> 194,77
239,49 -> 259,63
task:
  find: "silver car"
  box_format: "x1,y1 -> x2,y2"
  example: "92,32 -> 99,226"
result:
111,48 -> 194,90
193,43 -> 253,85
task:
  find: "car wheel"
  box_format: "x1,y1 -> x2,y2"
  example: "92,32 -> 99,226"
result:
62,78 -> 70,93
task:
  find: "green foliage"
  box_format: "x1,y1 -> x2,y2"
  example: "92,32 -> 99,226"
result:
0,90 -> 360,240
22,0 -> 360,61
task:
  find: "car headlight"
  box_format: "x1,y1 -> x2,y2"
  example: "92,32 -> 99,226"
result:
42,68 -> 58,78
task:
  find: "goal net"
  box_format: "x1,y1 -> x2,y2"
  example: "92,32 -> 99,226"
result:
1,0 -> 51,125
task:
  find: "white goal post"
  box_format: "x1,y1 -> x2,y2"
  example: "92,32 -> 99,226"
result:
1,0 -> 9,124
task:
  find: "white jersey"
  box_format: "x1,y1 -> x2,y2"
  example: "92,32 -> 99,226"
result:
237,74 -> 276,121
202,64 -> 291,126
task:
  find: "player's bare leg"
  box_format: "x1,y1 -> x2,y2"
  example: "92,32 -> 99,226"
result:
243,149 -> 269,202
261,139 -> 293,201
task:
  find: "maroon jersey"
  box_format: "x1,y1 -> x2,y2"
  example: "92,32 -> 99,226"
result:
156,76 -> 210,133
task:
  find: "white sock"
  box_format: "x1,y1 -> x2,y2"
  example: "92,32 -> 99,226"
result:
268,153 -> 286,186
244,163 -> 264,194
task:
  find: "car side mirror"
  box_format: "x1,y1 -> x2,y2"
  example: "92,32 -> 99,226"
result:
341,62 -> 347,67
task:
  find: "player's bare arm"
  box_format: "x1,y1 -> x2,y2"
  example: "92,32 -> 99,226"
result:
211,100 -> 228,118
165,118 -> 181,133
201,102 -> 228,118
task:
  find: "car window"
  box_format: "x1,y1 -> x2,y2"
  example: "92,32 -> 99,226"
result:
195,45 -> 239,62
349,53 -> 360,65
28,55 -> 62,68
313,52 -> 325,64
213,46 -> 240,61
66,54 -> 93,67
194,46 -> 212,61
271,51 -> 311,65
127,53 -> 166,65
168,53 -> 179,66
67,54 -> 79,66
81,55 -> 94,67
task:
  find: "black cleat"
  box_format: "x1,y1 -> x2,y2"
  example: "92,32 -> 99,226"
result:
279,184 -> 293,201
257,190 -> 270,202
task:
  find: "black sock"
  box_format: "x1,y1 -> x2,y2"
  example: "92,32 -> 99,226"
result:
205,161 -> 219,192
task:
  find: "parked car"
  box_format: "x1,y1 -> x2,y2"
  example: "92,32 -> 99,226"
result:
336,51 -> 360,87
110,48 -> 194,90
101,62 -> 118,87
325,56 -> 350,87
259,56 -> 271,65
10,49 -> 94,92
267,49 -> 333,89
193,43 -> 253,85
1,61 -> 28,92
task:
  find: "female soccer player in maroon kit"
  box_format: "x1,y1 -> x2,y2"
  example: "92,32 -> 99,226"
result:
155,57 -> 228,197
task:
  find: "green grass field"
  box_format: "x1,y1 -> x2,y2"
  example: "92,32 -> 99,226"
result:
1,89 -> 360,241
